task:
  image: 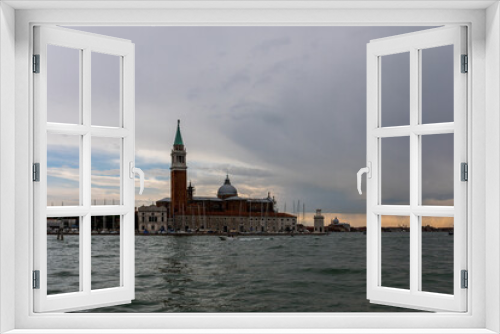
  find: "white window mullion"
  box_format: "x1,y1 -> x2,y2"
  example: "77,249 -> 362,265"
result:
372,205 -> 411,215
47,123 -> 88,135
82,47 -> 91,208
453,26 -> 468,303
81,214 -> 91,294
413,206 -> 455,217
376,214 -> 382,288
372,126 -> 411,138
373,205 -> 455,217
81,47 -> 92,295
409,47 -> 420,295
33,26 -> 49,307
91,127 -> 130,138
89,206 -> 129,216
122,46 -> 135,296
366,45 -> 379,299
46,123 -> 130,137
78,48 -> 84,292
413,123 -> 454,135
46,206 -> 130,217
373,123 -> 454,138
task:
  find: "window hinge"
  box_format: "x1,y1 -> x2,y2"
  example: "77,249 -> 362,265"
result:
461,270 -> 468,289
461,162 -> 468,182
33,54 -> 40,73
461,54 -> 468,73
33,163 -> 40,182
33,270 -> 40,289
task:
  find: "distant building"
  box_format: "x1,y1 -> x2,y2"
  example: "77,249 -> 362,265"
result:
47,217 -> 78,231
327,216 -> 351,232
313,209 -> 325,233
137,120 -> 297,233
137,205 -> 168,233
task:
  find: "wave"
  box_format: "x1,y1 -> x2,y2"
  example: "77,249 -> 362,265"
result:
301,267 -> 365,276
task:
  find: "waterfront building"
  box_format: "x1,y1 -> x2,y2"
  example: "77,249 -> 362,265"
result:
137,205 -> 168,233
137,120 -> 297,233
327,217 -> 351,232
47,217 -> 78,232
313,209 -> 325,233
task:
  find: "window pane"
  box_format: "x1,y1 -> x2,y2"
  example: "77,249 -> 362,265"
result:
421,45 -> 454,124
421,217 -> 454,294
47,216 -> 80,294
421,133 -> 454,206
381,52 -> 410,127
92,52 -> 121,127
47,45 -> 80,124
91,137 -> 121,205
47,133 -> 80,206
91,216 -> 121,290
381,215 -> 410,290
381,136 -> 410,205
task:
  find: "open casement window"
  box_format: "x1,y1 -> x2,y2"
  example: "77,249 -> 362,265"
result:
33,26 -> 140,312
364,26 -> 467,312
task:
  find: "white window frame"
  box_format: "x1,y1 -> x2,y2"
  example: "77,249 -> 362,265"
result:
366,26 -> 467,312
0,1 -> 499,333
33,25 -> 136,313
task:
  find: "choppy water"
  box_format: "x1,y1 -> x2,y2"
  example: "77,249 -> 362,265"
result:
46,232 -> 453,312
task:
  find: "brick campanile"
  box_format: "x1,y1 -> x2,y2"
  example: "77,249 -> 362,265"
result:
170,120 -> 187,216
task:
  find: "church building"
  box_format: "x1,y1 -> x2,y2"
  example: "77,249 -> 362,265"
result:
137,121 -> 297,233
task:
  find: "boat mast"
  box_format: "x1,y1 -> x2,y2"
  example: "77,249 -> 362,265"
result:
297,200 -> 300,224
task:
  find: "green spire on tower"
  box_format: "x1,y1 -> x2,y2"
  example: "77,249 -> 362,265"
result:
174,119 -> 184,146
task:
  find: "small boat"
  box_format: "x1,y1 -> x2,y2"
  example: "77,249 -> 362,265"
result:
220,235 -> 238,241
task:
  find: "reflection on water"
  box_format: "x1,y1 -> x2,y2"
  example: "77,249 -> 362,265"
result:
46,233 -> 453,312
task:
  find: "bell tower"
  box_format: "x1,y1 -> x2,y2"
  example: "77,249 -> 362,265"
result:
171,120 -> 187,216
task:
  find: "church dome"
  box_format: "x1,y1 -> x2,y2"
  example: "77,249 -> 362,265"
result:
217,175 -> 238,199
333,217 -> 339,224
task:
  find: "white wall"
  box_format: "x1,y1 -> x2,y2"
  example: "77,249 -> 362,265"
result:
485,2 -> 500,332
5,4 -> 494,331
0,2 -> 16,333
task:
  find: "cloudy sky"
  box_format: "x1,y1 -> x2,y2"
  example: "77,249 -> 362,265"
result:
46,26 -> 455,226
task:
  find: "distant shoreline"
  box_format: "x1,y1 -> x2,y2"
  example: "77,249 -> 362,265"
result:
47,229 -> 453,236
48,232 -> 330,236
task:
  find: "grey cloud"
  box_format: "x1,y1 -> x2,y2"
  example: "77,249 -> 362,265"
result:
193,162 -> 274,178
228,101 -> 285,124
252,36 -> 291,54
222,71 -> 251,90
186,87 -> 201,101
64,26 -> 448,214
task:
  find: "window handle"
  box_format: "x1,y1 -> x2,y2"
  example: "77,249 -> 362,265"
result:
129,161 -> 145,195
357,162 -> 372,195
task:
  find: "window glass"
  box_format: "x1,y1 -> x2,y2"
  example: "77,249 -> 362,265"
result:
92,216 -> 121,290
381,52 -> 410,127
91,52 -> 121,127
47,217 -> 80,294
421,134 -> 454,206
381,215 -> 410,290
47,133 -> 80,206
47,45 -> 80,124
91,137 -> 121,205
421,216 -> 454,294
381,137 -> 410,205
421,45 -> 454,124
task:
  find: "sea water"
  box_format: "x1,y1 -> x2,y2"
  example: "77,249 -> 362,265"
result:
46,233 -> 453,312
